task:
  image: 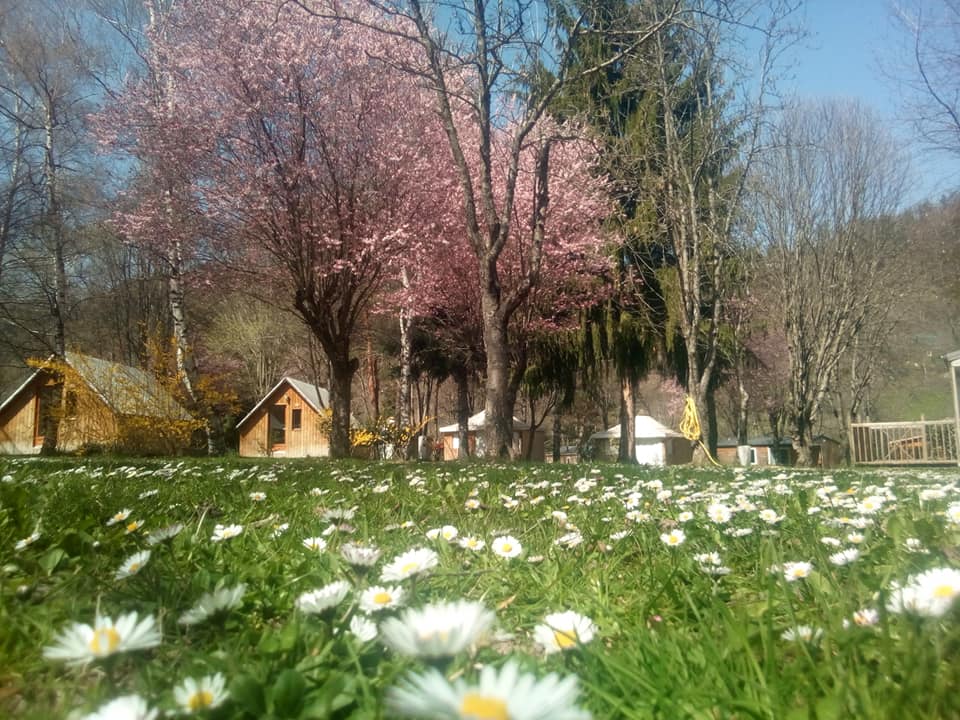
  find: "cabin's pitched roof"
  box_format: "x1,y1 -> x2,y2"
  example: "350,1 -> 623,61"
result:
0,352 -> 192,421
236,377 -> 329,430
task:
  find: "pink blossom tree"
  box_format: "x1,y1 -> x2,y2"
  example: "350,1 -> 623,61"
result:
400,124 -> 612,456
292,0 -> 673,457
110,0 -> 450,457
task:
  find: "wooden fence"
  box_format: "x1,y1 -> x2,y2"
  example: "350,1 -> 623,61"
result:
850,420 -> 958,465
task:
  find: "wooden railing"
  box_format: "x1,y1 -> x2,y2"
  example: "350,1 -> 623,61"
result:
850,420 -> 958,465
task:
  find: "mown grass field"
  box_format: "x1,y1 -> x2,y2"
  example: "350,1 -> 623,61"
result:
2,457 -> 960,719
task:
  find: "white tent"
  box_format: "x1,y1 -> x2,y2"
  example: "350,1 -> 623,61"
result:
438,410 -> 543,460
589,415 -> 691,466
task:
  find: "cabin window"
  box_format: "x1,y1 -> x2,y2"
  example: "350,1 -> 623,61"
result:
269,404 -> 286,447
291,408 -> 302,430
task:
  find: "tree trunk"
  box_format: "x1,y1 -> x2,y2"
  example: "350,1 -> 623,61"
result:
328,354 -> 358,459
454,368 -> 470,459
617,373 -> 636,463
481,299 -> 514,458
398,282 -> 414,458
552,405 -> 562,462
41,102 -> 66,455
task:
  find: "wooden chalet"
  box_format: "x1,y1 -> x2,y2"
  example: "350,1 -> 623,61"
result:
237,377 -> 331,457
716,435 -> 842,468
0,352 -> 195,455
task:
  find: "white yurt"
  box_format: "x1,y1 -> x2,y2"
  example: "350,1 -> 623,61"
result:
590,415 -> 692,466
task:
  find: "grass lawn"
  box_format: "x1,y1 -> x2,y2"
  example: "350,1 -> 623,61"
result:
2,457 -> 960,719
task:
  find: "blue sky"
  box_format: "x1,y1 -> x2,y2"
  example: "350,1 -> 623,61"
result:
781,0 -> 960,206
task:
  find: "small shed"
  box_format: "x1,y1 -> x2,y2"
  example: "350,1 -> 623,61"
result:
716,436 -> 793,466
438,410 -> 545,461
716,435 -> 842,468
0,352 -> 195,455
237,377 -> 330,457
589,415 -> 693,466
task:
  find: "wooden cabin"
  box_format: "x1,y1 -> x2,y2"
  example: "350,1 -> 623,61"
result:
438,410 -> 545,461
237,377 -> 331,457
589,415 -> 693,466
716,435 -> 842,468
0,353 -> 195,455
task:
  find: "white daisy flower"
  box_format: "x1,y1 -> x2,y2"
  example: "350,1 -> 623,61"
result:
271,523 -> 290,538
660,529 -> 685,547
904,538 -> 929,554
380,600 -> 495,658
146,523 -> 184,546
249,491 -> 267,502
782,561 -> 813,582
43,612 -> 161,665
533,610 -> 597,653
82,694 -> 158,720
781,625 -> 822,643
707,503 -> 732,523
464,498 -> 481,510
179,583 -> 247,626
908,567 -> 960,617
114,550 -> 151,580
677,511 -> 694,523
124,520 -> 145,535
758,509 -> 782,525
554,531 -> 584,548
380,547 -> 439,582
829,548 -> 860,566
491,535 -> 522,559
340,542 -> 382,567
850,608 -> 880,627
210,524 -> 243,542
359,585 -> 405,613
348,614 -> 378,642
173,673 -> 229,713
106,509 -> 132,526
458,536 -> 486,552
385,659 -> 590,720
14,531 -> 41,551
296,580 -> 351,614
302,537 -> 327,552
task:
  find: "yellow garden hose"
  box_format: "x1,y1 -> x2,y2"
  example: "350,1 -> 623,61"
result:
679,396 -> 721,467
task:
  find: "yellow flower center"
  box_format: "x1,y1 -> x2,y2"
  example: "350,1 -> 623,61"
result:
89,627 -> 121,655
401,562 -> 419,574
188,690 -> 215,711
933,584 -> 956,599
553,629 -> 578,649
373,592 -> 392,605
129,563 -> 141,573
126,521 -> 139,532
501,544 -> 512,554
460,692 -> 509,720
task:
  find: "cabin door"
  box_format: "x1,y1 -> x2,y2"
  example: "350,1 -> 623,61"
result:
269,404 -> 286,452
